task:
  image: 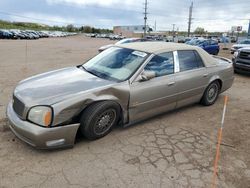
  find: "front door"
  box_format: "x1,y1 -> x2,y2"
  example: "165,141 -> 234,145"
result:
129,52 -> 178,123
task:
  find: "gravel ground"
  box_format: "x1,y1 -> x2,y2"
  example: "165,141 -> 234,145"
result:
0,35 -> 249,188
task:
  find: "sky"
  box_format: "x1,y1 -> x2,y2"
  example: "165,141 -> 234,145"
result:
0,0 -> 249,32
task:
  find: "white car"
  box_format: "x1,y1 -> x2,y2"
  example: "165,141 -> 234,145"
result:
231,39 -> 250,54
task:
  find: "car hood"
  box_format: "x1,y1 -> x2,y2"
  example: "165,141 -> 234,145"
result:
232,44 -> 250,48
14,66 -> 115,106
238,47 -> 250,51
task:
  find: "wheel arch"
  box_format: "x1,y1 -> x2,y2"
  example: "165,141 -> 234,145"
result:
76,99 -> 126,127
200,77 -> 222,106
208,75 -> 223,90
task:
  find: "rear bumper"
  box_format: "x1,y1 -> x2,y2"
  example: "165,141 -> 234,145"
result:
221,77 -> 234,93
7,103 -> 80,149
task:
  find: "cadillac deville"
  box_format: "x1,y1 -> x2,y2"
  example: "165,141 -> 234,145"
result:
7,42 -> 234,149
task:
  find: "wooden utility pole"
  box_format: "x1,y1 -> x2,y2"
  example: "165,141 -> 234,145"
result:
187,1 -> 193,37
248,19 -> 250,38
143,0 -> 148,38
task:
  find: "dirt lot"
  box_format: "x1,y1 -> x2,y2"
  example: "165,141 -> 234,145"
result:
0,35 -> 249,188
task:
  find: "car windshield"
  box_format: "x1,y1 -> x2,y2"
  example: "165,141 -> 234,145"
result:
196,40 -> 206,45
239,39 -> 250,44
82,47 -> 148,82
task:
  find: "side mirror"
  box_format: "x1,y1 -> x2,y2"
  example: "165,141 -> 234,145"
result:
139,70 -> 156,81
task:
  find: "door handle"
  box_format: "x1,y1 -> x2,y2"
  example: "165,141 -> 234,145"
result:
203,74 -> 208,77
167,82 -> 175,86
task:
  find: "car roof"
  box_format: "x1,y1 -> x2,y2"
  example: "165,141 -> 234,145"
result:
116,42 -> 201,54
116,41 -> 218,67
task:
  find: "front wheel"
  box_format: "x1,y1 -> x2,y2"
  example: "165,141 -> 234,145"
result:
214,50 -> 219,55
201,81 -> 220,106
80,101 -> 120,140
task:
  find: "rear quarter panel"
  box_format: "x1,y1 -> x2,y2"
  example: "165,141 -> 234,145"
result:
208,57 -> 234,92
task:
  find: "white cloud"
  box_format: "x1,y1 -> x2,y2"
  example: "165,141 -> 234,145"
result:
9,12 -> 76,26
147,1 -> 250,32
3,0 -> 249,32
44,0 -> 250,32
46,0 -> 135,7
8,12 -> 129,28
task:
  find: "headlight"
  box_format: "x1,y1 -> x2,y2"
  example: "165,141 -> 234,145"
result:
234,51 -> 239,57
28,106 -> 53,127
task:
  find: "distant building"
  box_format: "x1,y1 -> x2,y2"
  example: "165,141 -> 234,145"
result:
113,25 -> 149,37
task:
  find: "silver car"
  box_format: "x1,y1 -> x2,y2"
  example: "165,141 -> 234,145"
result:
7,42 -> 234,149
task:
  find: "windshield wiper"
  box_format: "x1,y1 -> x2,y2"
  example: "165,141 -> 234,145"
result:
81,66 -> 108,79
81,66 -> 100,77
81,66 -> 119,82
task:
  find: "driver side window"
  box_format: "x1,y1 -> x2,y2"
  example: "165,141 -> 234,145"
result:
144,52 -> 174,77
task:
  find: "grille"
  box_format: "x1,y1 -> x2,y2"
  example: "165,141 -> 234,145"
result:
236,60 -> 250,66
239,51 -> 250,60
13,95 -> 25,118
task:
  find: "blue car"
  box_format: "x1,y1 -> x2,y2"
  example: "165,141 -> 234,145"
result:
186,39 -> 220,55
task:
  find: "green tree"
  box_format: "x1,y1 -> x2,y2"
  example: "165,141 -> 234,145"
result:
194,27 -> 205,35
81,26 -> 92,33
66,24 -> 74,32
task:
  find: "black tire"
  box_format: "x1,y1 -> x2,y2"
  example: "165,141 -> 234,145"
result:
80,101 -> 120,140
233,68 -> 238,74
214,50 -> 219,55
201,81 -> 220,106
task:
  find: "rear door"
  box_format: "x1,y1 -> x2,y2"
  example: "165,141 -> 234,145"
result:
129,52 -> 178,122
174,50 -> 209,108
209,40 -> 219,54
202,41 -> 213,54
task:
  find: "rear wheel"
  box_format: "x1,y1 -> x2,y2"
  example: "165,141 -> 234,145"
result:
80,101 -> 120,140
201,81 -> 220,106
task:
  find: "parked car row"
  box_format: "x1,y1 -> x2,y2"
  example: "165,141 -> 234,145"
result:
85,33 -> 126,40
165,36 -> 193,43
145,35 -> 165,41
0,29 -> 77,40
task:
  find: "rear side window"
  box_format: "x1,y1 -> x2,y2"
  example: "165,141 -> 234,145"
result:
210,40 -> 218,45
144,52 -> 174,77
178,50 -> 204,72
